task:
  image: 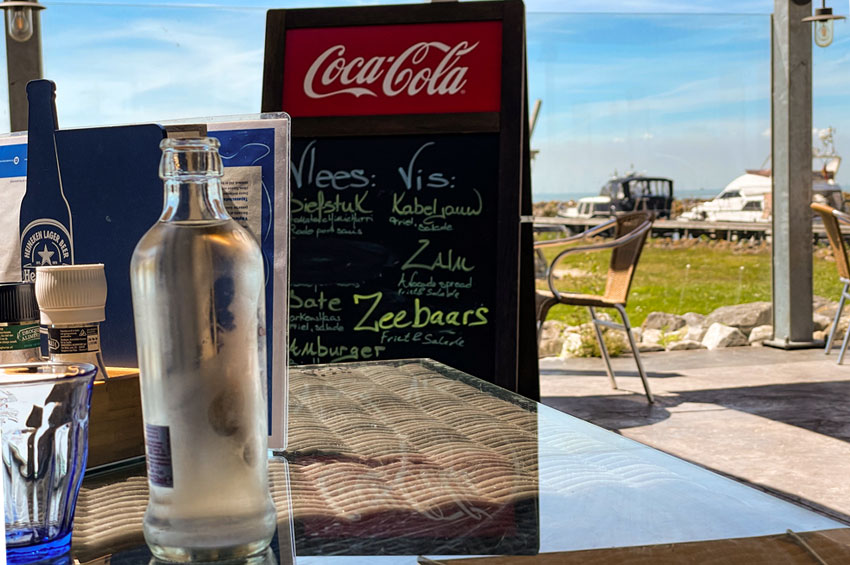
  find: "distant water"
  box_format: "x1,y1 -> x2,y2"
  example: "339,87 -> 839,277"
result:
533,188 -> 721,203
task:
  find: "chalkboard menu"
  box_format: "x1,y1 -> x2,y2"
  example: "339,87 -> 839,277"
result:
263,1 -> 539,398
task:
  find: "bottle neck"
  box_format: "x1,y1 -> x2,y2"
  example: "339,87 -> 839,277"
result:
161,177 -> 230,223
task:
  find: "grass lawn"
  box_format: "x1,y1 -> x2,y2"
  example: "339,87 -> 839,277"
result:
536,238 -> 841,328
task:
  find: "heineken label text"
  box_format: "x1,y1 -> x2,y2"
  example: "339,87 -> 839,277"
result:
20,219 -> 73,282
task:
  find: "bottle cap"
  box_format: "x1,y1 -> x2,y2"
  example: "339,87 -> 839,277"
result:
0,282 -> 39,323
35,264 -> 107,325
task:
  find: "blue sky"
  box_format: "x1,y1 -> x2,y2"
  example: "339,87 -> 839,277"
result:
2,0 -> 846,198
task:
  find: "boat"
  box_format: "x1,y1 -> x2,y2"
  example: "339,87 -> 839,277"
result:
558,174 -> 674,219
679,128 -> 845,222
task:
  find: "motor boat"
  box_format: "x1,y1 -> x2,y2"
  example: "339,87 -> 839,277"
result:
679,128 -> 845,222
558,174 -> 674,219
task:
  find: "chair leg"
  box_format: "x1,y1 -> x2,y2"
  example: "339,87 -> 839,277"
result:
825,281 -> 848,355
838,315 -> 850,365
536,298 -> 556,345
589,307 -> 618,390
615,304 -> 654,404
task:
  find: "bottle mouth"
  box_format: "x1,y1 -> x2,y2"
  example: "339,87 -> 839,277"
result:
159,137 -> 223,179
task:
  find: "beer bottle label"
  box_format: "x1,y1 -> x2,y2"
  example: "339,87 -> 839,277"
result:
20,219 -> 73,283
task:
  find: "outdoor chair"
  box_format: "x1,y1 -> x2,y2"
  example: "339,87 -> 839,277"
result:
811,202 -> 850,363
535,211 -> 655,403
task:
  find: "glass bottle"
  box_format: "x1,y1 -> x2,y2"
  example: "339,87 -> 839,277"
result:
130,137 -> 276,562
19,80 -> 74,285
34,264 -> 109,381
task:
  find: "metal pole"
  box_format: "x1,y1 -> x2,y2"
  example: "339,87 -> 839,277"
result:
766,0 -> 818,348
4,4 -> 42,132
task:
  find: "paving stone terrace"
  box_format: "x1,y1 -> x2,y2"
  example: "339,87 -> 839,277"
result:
539,346 -> 850,525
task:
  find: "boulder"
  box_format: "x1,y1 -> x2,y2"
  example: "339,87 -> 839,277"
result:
682,312 -> 706,328
747,324 -> 773,344
638,343 -> 665,353
666,339 -> 704,351
685,324 -> 708,343
813,313 -> 832,332
641,328 -> 664,346
705,302 -> 772,335
539,336 -> 564,358
702,323 -> 749,349
642,312 -> 686,331
630,327 -> 643,344
813,295 -> 835,314
813,330 -> 827,342
559,333 -> 584,359
540,320 -> 566,341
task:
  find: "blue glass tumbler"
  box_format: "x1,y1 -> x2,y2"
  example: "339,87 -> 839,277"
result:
1,362 -> 97,563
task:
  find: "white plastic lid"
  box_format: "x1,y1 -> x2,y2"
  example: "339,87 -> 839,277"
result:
35,264 -> 107,325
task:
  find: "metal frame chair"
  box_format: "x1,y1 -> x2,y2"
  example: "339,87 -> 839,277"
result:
811,202 -> 850,363
535,211 -> 655,403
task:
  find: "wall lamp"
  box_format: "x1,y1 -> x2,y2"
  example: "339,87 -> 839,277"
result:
801,0 -> 845,47
0,0 -> 44,43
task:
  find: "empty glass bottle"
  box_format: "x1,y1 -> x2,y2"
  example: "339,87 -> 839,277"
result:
130,137 -> 276,562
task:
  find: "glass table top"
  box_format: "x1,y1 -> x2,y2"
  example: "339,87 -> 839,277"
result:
69,359 -> 846,564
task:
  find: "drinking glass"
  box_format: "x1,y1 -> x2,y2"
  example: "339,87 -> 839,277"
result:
1,362 -> 97,563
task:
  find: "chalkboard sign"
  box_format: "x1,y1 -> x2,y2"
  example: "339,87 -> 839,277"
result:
263,1 -> 538,398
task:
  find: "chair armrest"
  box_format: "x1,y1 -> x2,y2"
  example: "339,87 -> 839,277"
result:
545,218 -> 652,299
834,209 -> 850,225
533,217 -> 617,249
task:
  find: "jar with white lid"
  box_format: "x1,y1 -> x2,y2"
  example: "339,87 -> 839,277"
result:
34,264 -> 108,380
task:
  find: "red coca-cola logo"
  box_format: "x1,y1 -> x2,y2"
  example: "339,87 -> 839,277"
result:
283,22 -> 502,117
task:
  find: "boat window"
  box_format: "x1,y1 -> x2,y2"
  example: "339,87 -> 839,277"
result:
720,190 -> 741,199
601,182 -> 619,198
742,200 -> 762,211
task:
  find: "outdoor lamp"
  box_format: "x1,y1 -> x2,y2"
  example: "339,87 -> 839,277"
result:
801,0 -> 845,47
0,0 -> 44,43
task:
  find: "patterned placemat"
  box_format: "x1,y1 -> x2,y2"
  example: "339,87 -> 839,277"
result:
72,360 -> 540,559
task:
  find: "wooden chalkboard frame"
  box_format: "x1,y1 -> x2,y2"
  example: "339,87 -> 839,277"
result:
262,0 -> 538,399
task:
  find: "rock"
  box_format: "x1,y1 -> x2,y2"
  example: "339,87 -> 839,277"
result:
836,317 -> 850,340
538,336 -> 564,358
702,323 -> 749,349
638,343 -> 665,353
641,328 -> 664,346
682,312 -> 706,328
666,339 -> 704,351
813,295 -> 835,313
630,327 -> 643,344
813,330 -> 827,341
748,324 -> 773,343
685,325 -> 707,342
538,321 -> 566,357
813,299 -> 850,321
559,333 -> 584,359
705,302 -> 772,335
813,313 -> 832,332
642,312 -> 686,331
540,320 -> 566,342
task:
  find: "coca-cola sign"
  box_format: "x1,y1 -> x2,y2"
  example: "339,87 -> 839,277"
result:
283,22 -> 502,117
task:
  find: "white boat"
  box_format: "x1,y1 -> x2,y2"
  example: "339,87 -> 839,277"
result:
679,128 -> 845,222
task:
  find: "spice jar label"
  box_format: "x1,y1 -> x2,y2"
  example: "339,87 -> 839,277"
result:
47,326 -> 100,354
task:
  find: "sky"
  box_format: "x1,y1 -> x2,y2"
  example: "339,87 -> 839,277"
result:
1,0 -> 847,199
